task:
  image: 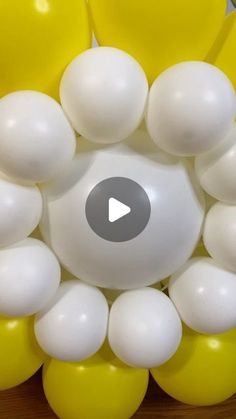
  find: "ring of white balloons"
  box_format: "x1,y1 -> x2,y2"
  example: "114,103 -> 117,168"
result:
0,47 -> 236,369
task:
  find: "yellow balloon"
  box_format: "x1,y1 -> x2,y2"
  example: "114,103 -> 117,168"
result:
0,316 -> 46,390
207,11 -> 236,88
43,343 -> 149,419
151,326 -> 236,406
89,0 -> 227,83
0,0 -> 91,98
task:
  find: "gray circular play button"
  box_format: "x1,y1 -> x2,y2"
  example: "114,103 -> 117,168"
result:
85,177 -> 151,242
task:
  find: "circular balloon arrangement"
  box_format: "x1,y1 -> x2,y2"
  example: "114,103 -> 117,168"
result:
2,1 -> 236,418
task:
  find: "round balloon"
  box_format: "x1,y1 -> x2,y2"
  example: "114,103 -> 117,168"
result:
151,325 -> 236,406
0,238 -> 61,317
35,280 -> 109,361
0,315 -> 45,390
60,47 -> 148,143
43,344 -> 149,419
146,62 -> 236,156
89,0 -> 227,83
203,202 -> 236,272
0,91 -> 76,184
195,124 -> 236,204
0,0 -> 91,98
0,176 -> 42,248
169,257 -> 236,334
108,288 -> 182,368
40,130 -> 205,289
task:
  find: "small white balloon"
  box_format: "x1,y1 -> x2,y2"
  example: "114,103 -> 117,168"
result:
146,61 -> 236,156
0,91 -> 76,183
0,175 -> 42,247
35,280 -> 109,362
203,202 -> 236,272
0,238 -> 61,317
195,124 -> 236,204
60,47 -> 149,144
169,257 -> 236,334
108,288 -> 182,368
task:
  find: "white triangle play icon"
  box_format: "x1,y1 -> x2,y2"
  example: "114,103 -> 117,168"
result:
109,198 -> 131,223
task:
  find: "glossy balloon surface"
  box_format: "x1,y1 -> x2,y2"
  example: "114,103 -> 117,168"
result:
0,176 -> 42,247
43,344 -> 149,419
108,288 -> 182,368
146,62 -> 236,156
40,130 -> 205,289
35,280 -> 109,361
89,0 -> 226,83
151,326 -> 236,406
0,316 -> 45,390
60,47 -> 148,143
0,0 -> 91,98
0,91 -> 76,183
0,238 -> 60,317
169,257 -> 236,334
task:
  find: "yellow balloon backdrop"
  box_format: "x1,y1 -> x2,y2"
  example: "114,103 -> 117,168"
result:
207,11 -> 236,88
0,316 -> 46,390
43,343 -> 149,419
151,326 -> 236,406
89,0 -> 227,83
0,0 -> 91,98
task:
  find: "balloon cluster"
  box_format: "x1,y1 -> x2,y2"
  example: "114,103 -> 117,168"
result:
2,1 -> 236,418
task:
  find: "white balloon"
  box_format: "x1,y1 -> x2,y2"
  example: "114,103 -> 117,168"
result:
0,91 -> 76,183
60,47 -> 148,144
108,288 -> 182,368
146,61 -> 236,156
195,124 -> 236,204
0,175 -> 42,247
40,130 -> 205,289
0,238 -> 60,317
169,257 -> 236,334
203,202 -> 236,272
35,280 -> 109,362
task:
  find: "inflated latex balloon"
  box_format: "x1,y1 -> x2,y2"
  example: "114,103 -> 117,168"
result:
208,10 -> 236,89
0,238 -> 60,317
35,280 -> 109,362
40,130 -> 205,289
0,91 -> 76,183
60,47 -> 148,143
108,288 -> 182,368
0,316 -> 45,390
195,124 -> 236,204
89,0 -> 227,83
151,326 -> 236,406
146,62 -> 236,156
0,176 -> 42,248
169,257 -> 236,334
0,0 -> 91,98
43,344 -> 149,419
203,202 -> 236,272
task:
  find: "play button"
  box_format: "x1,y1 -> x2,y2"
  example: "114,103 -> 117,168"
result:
109,198 -> 131,223
85,177 -> 151,242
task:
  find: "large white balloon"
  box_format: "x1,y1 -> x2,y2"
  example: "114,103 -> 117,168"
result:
146,61 -> 236,156
0,175 -> 42,247
35,280 -> 109,362
60,47 -> 148,144
203,202 -> 236,272
0,91 -> 76,183
40,130 -> 205,289
195,124 -> 236,204
0,238 -> 61,317
169,257 -> 236,334
108,288 -> 182,368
